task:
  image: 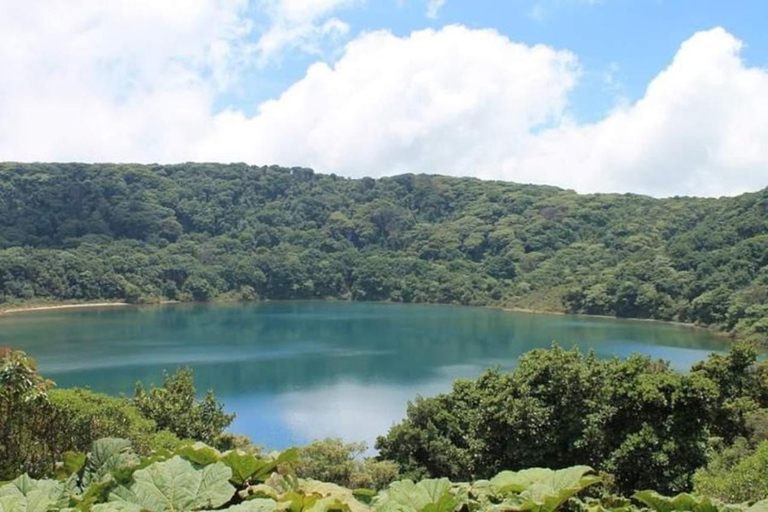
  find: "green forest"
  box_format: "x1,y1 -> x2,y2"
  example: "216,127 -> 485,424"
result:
3,344 -> 768,511
1,163 -> 766,341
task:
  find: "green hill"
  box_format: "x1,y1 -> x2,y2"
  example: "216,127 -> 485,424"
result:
1,162 -> 766,340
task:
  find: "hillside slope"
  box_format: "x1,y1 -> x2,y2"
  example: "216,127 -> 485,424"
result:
0,163 -> 766,339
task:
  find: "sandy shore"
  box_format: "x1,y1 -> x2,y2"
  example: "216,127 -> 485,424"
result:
497,305 -> 732,338
0,302 -> 130,315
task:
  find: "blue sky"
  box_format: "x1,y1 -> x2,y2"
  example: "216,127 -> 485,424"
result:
227,0 -> 768,121
1,0 -> 767,197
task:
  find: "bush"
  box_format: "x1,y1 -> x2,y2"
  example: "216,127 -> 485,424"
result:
48,388 -> 183,454
295,438 -> 399,490
694,440 -> 768,503
133,367 -> 234,444
0,350 -> 56,479
376,344 -> 768,495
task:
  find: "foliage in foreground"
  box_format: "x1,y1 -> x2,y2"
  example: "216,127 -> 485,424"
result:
0,352 -> 232,481
3,436 -> 768,512
376,343 -> 768,495
5,346 -> 768,510
694,438 -> 768,504
0,163 -> 766,340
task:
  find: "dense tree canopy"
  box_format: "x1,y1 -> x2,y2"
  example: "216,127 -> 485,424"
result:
375,343 -> 768,495
0,163 -> 766,339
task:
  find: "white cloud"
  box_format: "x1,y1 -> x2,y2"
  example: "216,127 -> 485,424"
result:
199,26 -> 768,197
0,2 -> 766,198
254,0 -> 360,64
198,25 -> 579,178
506,28 -> 768,196
0,0 -> 252,162
426,0 -> 446,19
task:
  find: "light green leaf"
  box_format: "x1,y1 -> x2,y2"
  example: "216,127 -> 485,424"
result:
109,456 -> 234,512
206,499 -> 283,512
748,501 -> 768,512
91,502 -> 143,512
490,469 -> 553,495
633,491 -> 724,512
220,451 -> 266,486
0,495 -> 24,512
0,476 -> 70,512
374,478 -> 457,512
518,466 -> 601,512
56,452 -> 87,481
84,438 -> 140,486
176,443 -> 222,467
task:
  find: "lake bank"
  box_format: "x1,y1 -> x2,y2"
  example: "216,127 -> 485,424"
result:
0,297 -> 734,343
0,301 -> 130,315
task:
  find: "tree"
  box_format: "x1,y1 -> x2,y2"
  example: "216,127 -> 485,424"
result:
0,349 -> 55,479
133,367 -> 234,444
376,344 -> 764,495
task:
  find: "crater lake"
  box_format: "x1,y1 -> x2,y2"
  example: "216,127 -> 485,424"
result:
0,301 -> 729,450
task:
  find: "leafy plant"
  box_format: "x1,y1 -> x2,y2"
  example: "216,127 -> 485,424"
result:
109,456 -> 234,512
0,474 -> 71,512
373,478 -> 459,512
133,368 -> 234,444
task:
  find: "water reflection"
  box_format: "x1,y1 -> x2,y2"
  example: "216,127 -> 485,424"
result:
0,301 -> 730,449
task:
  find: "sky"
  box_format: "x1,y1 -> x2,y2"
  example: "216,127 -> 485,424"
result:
1,0 -> 767,197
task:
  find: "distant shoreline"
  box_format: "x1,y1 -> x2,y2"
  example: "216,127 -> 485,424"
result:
497,305 -> 730,338
0,302 -> 130,315
0,298 -> 733,342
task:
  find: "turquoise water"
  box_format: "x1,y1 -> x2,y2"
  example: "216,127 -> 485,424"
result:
0,301 -> 729,449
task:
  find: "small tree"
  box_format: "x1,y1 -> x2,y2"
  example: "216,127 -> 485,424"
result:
133,367 -> 234,443
0,349 -> 56,479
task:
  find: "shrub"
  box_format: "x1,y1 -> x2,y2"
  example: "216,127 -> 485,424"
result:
133,367 -> 234,443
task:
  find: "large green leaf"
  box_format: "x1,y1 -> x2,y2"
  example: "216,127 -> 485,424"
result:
374,478 -> 457,512
633,491 -> 731,512
748,502 -> 768,512
515,466 -> 601,512
0,475 -> 70,512
91,502 -> 143,512
206,499 -> 282,512
84,438 -> 140,486
220,452 -> 269,487
0,495 -> 24,512
477,467 -> 601,512
55,452 -> 87,481
109,456 -> 235,512
490,469 -> 554,495
220,448 -> 299,488
176,444 -> 222,467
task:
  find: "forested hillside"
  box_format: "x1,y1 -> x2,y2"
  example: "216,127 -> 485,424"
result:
0,163 -> 766,340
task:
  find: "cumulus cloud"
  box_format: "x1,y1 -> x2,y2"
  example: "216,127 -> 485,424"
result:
0,2 -> 766,197
506,28 -> 768,196
198,25 -> 579,177
0,0 -> 252,162
254,0 -> 360,63
198,25 -> 768,196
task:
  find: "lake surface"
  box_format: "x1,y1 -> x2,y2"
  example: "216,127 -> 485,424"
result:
1,301 -> 729,450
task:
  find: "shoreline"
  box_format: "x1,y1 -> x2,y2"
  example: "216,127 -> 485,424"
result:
0,298 -> 732,341
497,305 -> 732,339
0,302 -> 130,315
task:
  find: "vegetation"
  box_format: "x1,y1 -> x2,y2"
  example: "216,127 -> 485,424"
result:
0,163 -> 766,340
133,368 -> 234,445
295,439 -> 399,490
376,343 -> 768,495
4,346 -> 768,510
0,353 -> 232,481
5,436 -> 768,512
